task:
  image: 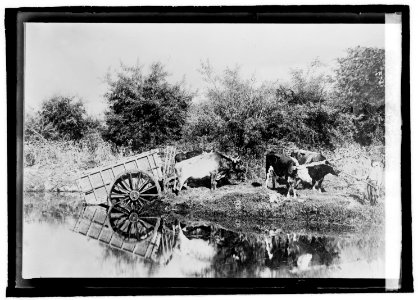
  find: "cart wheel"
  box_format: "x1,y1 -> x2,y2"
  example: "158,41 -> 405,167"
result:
108,203 -> 160,241
108,169 -> 161,210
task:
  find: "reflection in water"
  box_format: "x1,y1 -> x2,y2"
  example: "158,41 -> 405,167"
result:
23,193 -> 384,278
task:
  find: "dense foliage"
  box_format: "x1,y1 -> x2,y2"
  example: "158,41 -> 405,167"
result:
26,47 -> 385,158
333,47 -> 385,145
184,61 -> 351,156
25,96 -> 99,141
102,63 -> 193,151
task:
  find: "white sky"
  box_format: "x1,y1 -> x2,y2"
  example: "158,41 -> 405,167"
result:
24,23 -> 384,117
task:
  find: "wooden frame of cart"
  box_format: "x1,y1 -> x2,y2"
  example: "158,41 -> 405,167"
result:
75,147 -> 175,242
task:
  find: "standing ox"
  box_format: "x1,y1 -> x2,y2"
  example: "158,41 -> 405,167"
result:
291,149 -> 340,192
174,151 -> 246,194
265,151 -> 298,198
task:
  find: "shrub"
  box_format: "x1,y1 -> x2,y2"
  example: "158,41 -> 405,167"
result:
332,46 -> 385,145
25,96 -> 101,142
103,62 -> 193,152
185,62 -> 351,157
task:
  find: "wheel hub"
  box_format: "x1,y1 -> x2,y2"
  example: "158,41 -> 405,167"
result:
129,212 -> 139,222
130,190 -> 140,201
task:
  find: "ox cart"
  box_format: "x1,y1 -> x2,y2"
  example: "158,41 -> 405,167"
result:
73,146 -> 178,261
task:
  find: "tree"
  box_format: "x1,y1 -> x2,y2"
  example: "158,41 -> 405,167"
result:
31,95 -> 94,140
103,62 -> 193,151
333,46 -> 385,145
185,61 -> 344,155
188,62 -> 277,156
283,58 -> 333,106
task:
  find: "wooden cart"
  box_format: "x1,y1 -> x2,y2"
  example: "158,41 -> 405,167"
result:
75,147 -> 176,246
72,204 -> 178,263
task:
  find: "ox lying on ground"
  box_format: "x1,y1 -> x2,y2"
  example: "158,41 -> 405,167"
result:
175,149 -> 206,163
291,149 -> 340,192
174,151 -> 246,194
265,151 -> 298,198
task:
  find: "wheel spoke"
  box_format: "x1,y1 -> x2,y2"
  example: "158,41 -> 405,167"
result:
136,198 -> 145,207
137,196 -> 152,204
134,175 -> 139,190
109,212 -> 125,218
139,184 -> 156,194
136,178 -> 148,192
129,173 -> 133,190
111,205 -> 130,216
120,219 -> 130,232
110,193 -> 129,199
127,223 -> 132,239
119,178 -> 131,192
114,215 -> 128,227
111,188 -> 126,195
135,223 -> 143,239
137,218 -> 153,228
138,193 -> 159,197
111,198 -> 129,207
115,183 -> 130,194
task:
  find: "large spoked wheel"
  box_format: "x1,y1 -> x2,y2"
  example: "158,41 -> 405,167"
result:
108,204 -> 160,241
108,169 -> 161,209
107,169 -> 162,241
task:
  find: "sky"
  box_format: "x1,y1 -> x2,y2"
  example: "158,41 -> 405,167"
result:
24,23 -> 384,117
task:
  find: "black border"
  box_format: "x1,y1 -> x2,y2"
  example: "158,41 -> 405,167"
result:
6,5 -> 412,297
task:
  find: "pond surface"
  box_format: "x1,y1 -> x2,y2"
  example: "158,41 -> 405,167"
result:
22,193 -> 384,278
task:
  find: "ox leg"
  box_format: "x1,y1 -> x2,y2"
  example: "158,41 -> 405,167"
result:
311,179 -> 318,192
210,172 -> 217,191
265,172 -> 269,188
317,178 -> 324,193
287,179 -> 297,199
291,182 -> 297,198
173,176 -> 177,192
177,178 -> 187,194
272,173 -> 276,190
286,180 -> 291,198
295,178 -> 301,189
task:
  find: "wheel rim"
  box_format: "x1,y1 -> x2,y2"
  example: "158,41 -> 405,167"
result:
108,203 -> 158,241
108,170 -> 161,210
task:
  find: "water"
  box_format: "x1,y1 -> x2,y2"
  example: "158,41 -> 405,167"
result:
22,193 -> 384,278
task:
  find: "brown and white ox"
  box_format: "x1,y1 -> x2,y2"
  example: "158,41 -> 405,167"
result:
291,149 -> 340,192
173,151 -> 246,194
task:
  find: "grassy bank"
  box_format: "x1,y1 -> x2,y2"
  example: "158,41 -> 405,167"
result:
24,138 -> 385,235
163,181 -> 384,236
24,138 -> 383,195
24,139 -> 127,192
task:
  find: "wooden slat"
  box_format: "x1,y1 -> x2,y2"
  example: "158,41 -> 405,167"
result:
145,218 -> 161,258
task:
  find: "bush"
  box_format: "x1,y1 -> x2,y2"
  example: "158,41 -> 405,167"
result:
184,63 -> 277,157
103,62 -> 193,152
185,62 -> 349,157
25,96 -> 101,142
333,46 -> 385,145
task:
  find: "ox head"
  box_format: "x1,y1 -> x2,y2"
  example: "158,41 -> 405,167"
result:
290,149 -> 302,159
290,149 -> 310,165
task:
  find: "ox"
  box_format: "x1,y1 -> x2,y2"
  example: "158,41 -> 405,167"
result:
174,151 -> 245,194
175,149 -> 205,163
265,151 -> 298,198
290,149 -> 339,192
